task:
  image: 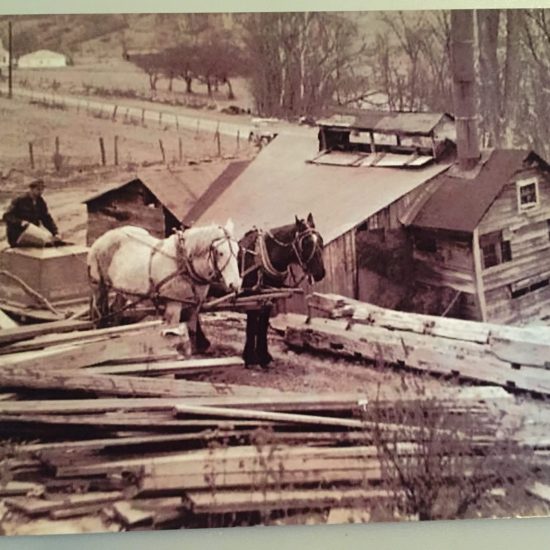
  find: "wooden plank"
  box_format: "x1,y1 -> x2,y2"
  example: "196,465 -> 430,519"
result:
0,414 -> 272,431
5,492 -> 123,516
0,365 -> 270,399
56,444 -> 414,478
86,357 -> 244,376
0,320 -> 164,354
0,481 -> 44,497
0,391 -> 358,416
186,487 -> 394,514
0,309 -> 18,329
19,432 -> 249,455
173,404 -> 367,429
0,323 -> 189,370
49,503 -> 108,520
113,502 -> 153,526
526,482 -> 550,504
0,318 -> 93,346
472,228 -> 488,322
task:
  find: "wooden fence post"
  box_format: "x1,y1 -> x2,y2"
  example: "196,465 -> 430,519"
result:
159,139 -> 166,164
112,105 -> 118,121
175,115 -> 179,131
55,136 -> 60,156
99,137 -> 106,166
114,136 -> 119,166
215,123 -> 221,157
28,142 -> 35,170
159,112 -> 162,127
236,130 -> 240,152
178,137 -> 183,164
141,108 -> 145,125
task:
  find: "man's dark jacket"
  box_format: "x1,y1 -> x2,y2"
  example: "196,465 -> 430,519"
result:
3,193 -> 58,247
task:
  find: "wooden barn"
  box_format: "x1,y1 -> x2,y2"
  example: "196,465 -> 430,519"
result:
406,149 -> 550,324
83,161 -> 249,246
192,112 -> 456,313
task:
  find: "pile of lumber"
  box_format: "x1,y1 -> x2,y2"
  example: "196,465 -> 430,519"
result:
283,293 -> 550,396
0,316 -> 541,531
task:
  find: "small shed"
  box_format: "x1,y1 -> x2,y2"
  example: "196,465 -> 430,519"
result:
83,161 -> 249,246
407,149 -> 550,324
194,117 -> 454,312
17,49 -> 67,69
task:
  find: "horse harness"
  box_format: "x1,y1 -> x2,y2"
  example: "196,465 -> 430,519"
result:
147,227 -> 237,303
93,227 -> 237,320
241,226 -> 322,288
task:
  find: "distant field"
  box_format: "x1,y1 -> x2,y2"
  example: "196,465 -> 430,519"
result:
0,94 -> 254,176
13,61 -> 255,112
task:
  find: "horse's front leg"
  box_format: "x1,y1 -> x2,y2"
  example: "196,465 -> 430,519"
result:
179,306 -> 210,355
243,309 -> 260,367
164,301 -> 183,325
257,305 -> 274,369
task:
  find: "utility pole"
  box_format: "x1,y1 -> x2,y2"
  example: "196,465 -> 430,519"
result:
8,21 -> 13,99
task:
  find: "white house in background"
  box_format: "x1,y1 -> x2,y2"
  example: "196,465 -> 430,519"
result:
17,49 -> 67,69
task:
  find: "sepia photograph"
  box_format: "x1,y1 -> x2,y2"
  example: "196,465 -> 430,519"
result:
1,7 -> 550,538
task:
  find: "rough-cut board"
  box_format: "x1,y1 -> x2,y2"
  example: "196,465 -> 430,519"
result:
0,318 -> 93,346
113,502 -> 154,527
86,357 -> 244,376
285,316 -> 550,396
0,481 -> 44,497
185,487 -> 394,514
4,492 -> 123,516
0,309 -> 18,329
0,323 -> 190,371
0,392 -> 360,416
0,365 -> 275,398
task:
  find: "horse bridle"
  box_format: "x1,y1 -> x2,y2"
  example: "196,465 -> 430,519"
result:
264,225 -> 323,277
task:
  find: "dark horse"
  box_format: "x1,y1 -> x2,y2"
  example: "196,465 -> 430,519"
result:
192,213 -> 326,368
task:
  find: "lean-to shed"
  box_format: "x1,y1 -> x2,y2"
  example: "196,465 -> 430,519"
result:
83,161 -> 249,246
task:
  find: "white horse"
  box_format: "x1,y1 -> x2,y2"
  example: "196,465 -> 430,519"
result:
87,221 -> 241,343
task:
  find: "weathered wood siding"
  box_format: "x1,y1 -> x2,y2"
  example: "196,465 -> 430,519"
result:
86,183 -> 166,246
477,167 -> 550,323
409,229 -> 480,319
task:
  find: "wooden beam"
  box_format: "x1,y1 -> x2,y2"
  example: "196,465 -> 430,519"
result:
86,356 -> 244,376
472,228 -> 488,322
0,318 -> 93,346
0,366 -> 276,398
185,487 -> 395,515
0,323 -> 189,372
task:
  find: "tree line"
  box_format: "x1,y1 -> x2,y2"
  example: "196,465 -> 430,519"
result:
129,10 -> 550,156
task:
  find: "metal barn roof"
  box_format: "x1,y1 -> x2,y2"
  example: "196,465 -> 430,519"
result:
317,111 -> 454,136
83,161 -> 249,222
194,135 -> 451,245
409,149 -> 549,233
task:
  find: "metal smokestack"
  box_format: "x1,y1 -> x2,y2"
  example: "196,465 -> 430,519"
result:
450,10 -> 480,170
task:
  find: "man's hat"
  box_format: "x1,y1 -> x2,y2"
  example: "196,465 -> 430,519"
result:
28,178 -> 45,189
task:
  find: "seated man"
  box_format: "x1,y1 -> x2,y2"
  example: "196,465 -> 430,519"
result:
3,179 -> 60,247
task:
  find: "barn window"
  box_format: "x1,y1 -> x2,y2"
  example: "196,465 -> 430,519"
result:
511,277 -> 550,299
480,231 -> 512,269
517,178 -> 539,211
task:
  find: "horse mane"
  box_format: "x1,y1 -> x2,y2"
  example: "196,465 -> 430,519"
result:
181,224 -> 229,255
